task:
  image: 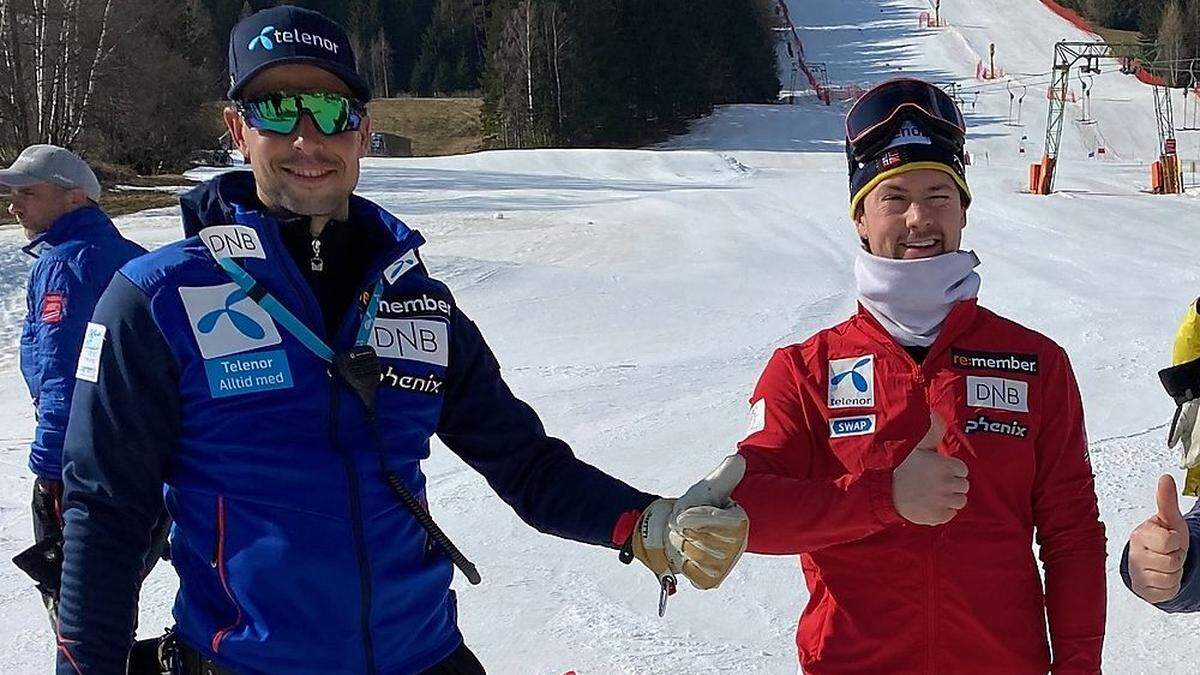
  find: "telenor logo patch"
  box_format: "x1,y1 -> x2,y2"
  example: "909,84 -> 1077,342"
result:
951,348 -> 1038,375
180,284 -> 282,359
830,414 -> 876,438
828,355 -> 875,409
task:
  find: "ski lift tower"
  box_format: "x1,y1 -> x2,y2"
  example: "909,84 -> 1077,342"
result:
1153,84 -> 1184,193
1030,41 -> 1140,194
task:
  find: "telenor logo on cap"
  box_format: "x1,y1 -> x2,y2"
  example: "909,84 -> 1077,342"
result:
249,26 -> 275,51
248,24 -> 339,54
884,120 -> 933,151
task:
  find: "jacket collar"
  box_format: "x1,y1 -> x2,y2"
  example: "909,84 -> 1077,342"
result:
856,298 -> 979,364
179,170 -> 418,251
22,204 -> 116,259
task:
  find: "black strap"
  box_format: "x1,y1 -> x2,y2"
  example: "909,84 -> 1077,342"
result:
174,639 -> 238,675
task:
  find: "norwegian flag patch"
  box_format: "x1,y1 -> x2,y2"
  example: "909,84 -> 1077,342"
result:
880,150 -> 903,168
41,292 -> 65,323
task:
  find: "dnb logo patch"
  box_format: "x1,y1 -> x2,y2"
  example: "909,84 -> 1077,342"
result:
199,225 -> 266,260
828,355 -> 875,409
830,414 -> 876,438
370,318 -> 449,366
41,292 -> 65,323
179,284 -> 282,359
966,376 -> 1029,413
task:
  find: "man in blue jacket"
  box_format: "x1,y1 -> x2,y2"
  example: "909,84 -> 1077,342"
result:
1,144 -> 146,627
56,6 -> 750,674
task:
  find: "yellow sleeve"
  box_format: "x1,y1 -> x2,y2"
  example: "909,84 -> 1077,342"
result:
1173,299 -> 1200,365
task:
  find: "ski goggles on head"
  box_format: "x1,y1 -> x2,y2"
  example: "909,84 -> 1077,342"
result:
236,91 -> 366,136
845,79 -> 966,163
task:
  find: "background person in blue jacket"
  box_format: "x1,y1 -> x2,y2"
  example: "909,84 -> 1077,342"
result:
56,6 -> 749,674
0,144 -> 146,628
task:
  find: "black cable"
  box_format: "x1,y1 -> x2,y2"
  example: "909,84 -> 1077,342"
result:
370,415 -> 482,585
331,345 -> 482,586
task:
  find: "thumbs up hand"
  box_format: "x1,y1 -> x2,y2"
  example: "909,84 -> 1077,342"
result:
1128,474 -> 1192,604
892,414 -> 970,526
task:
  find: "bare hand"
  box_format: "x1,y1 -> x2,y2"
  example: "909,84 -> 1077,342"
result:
892,414 -> 968,526
1128,474 -> 1191,604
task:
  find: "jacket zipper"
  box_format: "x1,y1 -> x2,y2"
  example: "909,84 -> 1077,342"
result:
246,214 -> 412,672
331,376 -> 379,673
210,495 -> 243,653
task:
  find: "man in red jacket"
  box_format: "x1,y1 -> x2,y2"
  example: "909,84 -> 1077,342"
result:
730,79 -> 1106,673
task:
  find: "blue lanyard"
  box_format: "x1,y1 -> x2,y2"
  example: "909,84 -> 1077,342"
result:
217,256 -> 385,363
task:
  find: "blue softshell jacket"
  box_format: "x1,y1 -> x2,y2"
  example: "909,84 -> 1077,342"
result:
19,205 -> 145,480
56,172 -> 656,674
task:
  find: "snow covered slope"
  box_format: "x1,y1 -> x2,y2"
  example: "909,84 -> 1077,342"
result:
2,0 -> 1200,671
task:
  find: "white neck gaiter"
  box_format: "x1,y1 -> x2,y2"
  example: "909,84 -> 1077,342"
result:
854,248 -> 981,347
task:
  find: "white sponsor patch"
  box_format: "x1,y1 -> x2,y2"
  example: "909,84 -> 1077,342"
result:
384,249 -> 420,284
179,284 -> 282,359
830,414 -> 876,438
199,225 -> 266,260
75,323 -> 107,382
828,355 -> 875,409
369,318 -> 449,366
966,376 -> 1029,413
747,398 -> 766,435
884,119 -> 934,150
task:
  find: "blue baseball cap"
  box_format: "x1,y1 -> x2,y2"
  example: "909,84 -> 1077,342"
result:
227,5 -> 371,102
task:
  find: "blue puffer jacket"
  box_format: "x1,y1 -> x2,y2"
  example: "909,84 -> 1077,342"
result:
57,172 -> 656,674
19,205 -> 145,480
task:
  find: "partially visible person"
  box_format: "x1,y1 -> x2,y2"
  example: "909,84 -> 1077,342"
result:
1123,301 -> 1200,611
1,144 -> 147,628
729,78 -> 1106,673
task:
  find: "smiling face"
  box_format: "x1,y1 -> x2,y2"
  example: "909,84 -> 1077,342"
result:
854,169 -> 967,259
223,63 -> 371,224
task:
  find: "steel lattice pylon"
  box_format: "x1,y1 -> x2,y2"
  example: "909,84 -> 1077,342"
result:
1153,84 -> 1185,193
1033,41 -> 1141,194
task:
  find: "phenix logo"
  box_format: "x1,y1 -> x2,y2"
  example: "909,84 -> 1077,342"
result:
828,355 -> 875,409
964,415 -> 1029,438
248,25 -> 339,54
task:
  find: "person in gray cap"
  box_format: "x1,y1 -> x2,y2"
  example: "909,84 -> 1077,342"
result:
1,144 -> 146,630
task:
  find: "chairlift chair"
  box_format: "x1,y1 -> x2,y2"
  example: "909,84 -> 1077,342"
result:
1181,60 -> 1200,132
1078,71 -> 1097,125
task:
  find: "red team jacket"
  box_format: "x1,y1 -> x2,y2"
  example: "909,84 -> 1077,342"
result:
732,299 -> 1106,674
